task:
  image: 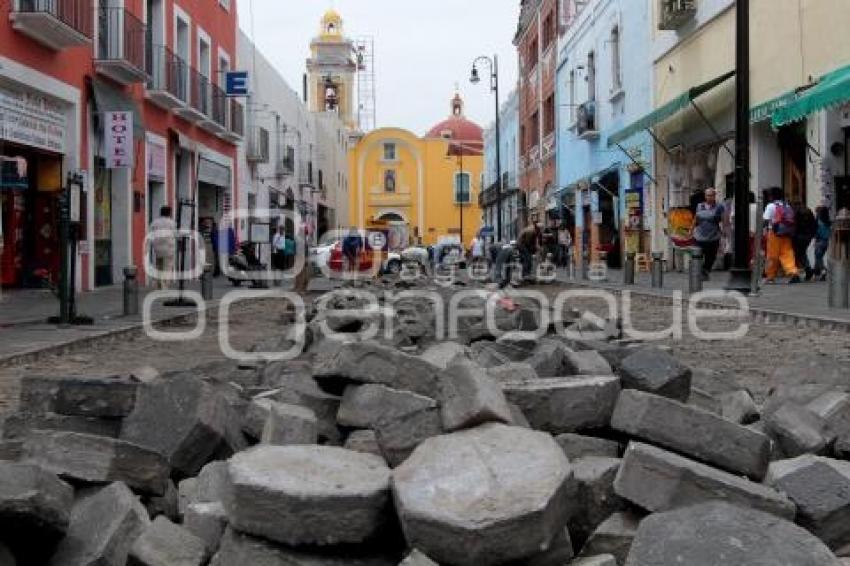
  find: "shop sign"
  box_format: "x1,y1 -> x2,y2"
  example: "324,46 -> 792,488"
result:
104,112 -> 133,168
0,83 -> 66,153
146,140 -> 166,181
625,175 -> 644,231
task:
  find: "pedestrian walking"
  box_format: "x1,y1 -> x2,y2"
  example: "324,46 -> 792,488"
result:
342,228 -> 363,276
149,206 -> 176,290
558,225 -> 572,268
792,202 -> 817,280
814,203 -> 832,281
763,187 -> 801,284
691,188 -> 725,280
272,226 -> 288,272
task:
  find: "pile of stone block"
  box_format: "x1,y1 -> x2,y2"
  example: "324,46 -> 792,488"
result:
3,302 -> 850,565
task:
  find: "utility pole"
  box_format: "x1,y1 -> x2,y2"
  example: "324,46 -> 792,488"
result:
728,0 -> 753,292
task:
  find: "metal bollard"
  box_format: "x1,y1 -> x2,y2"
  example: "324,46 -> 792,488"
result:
597,251 -> 609,281
651,252 -> 664,288
828,260 -> 849,309
201,263 -> 214,301
624,252 -> 636,285
688,248 -> 704,294
580,250 -> 589,280
123,266 -> 138,316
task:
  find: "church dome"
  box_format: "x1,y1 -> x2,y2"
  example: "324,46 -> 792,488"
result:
426,93 -> 484,156
321,9 -> 343,37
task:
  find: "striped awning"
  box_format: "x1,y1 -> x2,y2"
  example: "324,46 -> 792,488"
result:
608,71 -> 735,147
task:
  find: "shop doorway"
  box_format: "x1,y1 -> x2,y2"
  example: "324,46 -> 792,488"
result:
1,146 -> 64,288
93,160 -> 113,287
779,124 -> 807,205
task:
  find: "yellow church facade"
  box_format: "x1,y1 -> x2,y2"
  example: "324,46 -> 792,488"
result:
348,95 -> 485,247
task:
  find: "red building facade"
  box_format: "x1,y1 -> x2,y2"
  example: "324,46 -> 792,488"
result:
514,0 -> 561,224
0,0 -> 242,291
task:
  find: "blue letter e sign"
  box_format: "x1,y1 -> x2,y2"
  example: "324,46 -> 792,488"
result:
226,71 -> 249,96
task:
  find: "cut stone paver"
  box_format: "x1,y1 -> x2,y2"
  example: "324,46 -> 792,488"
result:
19,375 -> 138,418
337,384 -> 435,429
610,389 -> 771,480
502,376 -> 620,434
766,455 -> 850,550
613,442 -> 795,519
579,511 -> 641,564
183,502 -> 228,557
565,350 -> 613,376
121,375 -> 237,477
224,445 -> 392,546
23,431 -> 169,496
718,390 -> 760,425
439,361 -> 512,432
373,403 -> 443,467
569,457 -> 626,547
128,515 -> 207,566
344,429 -> 383,457
555,433 -> 620,461
486,362 -> 538,383
617,347 -> 692,401
313,341 -> 442,398
392,423 -> 573,566
261,402 -> 318,446
624,501 -> 841,566
765,402 -> 832,457
49,482 -> 150,566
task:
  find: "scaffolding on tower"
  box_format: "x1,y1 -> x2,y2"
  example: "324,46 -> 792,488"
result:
354,36 -> 376,133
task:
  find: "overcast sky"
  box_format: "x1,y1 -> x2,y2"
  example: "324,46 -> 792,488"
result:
237,1 -> 520,135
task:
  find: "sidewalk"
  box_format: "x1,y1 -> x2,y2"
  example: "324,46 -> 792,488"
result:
0,276 -> 337,365
557,267 -> 850,327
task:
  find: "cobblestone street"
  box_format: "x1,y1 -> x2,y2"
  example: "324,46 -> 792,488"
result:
2,282 -> 849,416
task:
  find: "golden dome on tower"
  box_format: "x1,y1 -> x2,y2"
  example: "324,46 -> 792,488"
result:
320,8 -> 343,38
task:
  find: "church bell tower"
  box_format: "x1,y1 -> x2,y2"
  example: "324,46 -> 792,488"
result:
307,9 -> 357,130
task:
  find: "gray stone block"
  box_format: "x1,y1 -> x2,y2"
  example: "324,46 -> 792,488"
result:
337,385 -> 435,429
807,390 -> 850,439
392,423 -> 573,566
0,440 -> 22,461
2,412 -> 122,440
614,442 -> 795,519
128,515 -> 207,566
718,389 -> 760,425
121,375 -> 238,477
224,445 -> 392,546
49,482 -> 150,566
486,362 -> 538,383
687,387 -> 722,414
184,502 -> 227,557
344,429 -> 383,457
617,347 -> 691,401
142,478 -> 179,521
527,339 -> 571,377
418,342 -> 470,369
313,341 -> 442,398
610,389 -> 771,480
766,455 -> 850,550
440,361 -> 512,432
565,350 -> 613,376
579,511 -> 641,565
765,402 -> 831,457
0,462 -> 73,559
209,527 -> 397,566
19,375 -> 138,418
374,403 -> 443,467
555,433 -> 620,461
502,376 -> 621,434
624,501 -> 841,566
399,549 -> 439,566
23,431 -> 169,496
508,527 -> 574,566
572,556 -> 617,566
242,398 -> 275,440
569,457 -> 627,548
261,402 -> 318,446
258,368 -> 342,443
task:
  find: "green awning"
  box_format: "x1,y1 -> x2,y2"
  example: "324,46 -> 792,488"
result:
750,90 -> 800,123
608,71 -> 735,147
89,77 -> 144,139
772,64 -> 850,128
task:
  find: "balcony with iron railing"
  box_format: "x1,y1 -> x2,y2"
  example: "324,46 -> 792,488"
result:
576,101 -> 599,140
145,42 -> 187,110
246,127 -> 270,163
219,99 -> 244,143
659,0 -> 697,30
200,83 -> 227,135
94,5 -> 147,84
10,0 -> 92,49
176,66 -> 209,123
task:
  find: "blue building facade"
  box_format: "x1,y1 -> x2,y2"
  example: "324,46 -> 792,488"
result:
481,88 -> 522,242
555,0 -> 654,264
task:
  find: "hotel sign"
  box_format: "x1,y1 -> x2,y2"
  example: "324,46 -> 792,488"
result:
104,111 -> 133,168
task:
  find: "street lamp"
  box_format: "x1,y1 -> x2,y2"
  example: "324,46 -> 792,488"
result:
470,54 -> 503,242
